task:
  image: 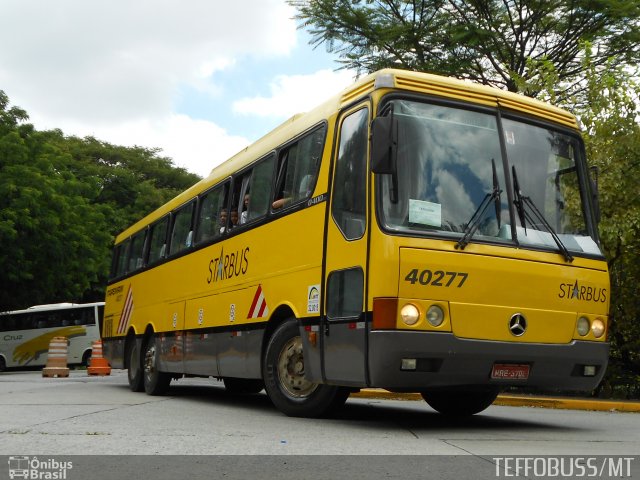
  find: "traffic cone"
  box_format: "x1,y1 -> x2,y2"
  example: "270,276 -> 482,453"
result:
87,340 -> 111,376
42,336 -> 70,378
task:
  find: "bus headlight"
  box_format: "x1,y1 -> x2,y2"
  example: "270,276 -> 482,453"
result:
400,304 -> 420,326
577,317 -> 590,336
426,305 -> 445,327
591,318 -> 605,338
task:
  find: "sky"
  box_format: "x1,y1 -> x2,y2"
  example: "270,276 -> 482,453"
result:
0,0 -> 357,177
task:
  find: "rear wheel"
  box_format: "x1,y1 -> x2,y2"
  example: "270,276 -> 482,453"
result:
127,340 -> 144,392
263,319 -> 349,417
143,335 -> 171,395
81,350 -> 92,368
0,356 -> 6,372
421,387 -> 499,416
223,377 -> 264,394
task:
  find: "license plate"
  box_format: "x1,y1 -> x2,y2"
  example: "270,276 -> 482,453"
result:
491,364 -> 530,380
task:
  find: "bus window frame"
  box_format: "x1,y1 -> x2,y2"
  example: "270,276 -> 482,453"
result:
147,214 -> 170,267
114,239 -> 132,278
224,152 -> 277,231
331,105 -> 370,241
127,228 -> 148,273
194,178 -> 231,245
270,123 -> 328,215
168,199 -> 196,258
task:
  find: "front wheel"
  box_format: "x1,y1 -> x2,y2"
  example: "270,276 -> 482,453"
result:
143,335 -> 171,395
421,387 -> 499,416
263,319 -> 349,417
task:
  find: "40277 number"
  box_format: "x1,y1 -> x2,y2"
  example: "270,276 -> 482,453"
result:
404,269 -> 469,288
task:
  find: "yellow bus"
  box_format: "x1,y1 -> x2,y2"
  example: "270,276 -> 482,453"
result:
103,69 -> 609,417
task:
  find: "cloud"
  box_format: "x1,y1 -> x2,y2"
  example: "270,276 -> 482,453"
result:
232,69 -> 358,118
0,0 -> 297,176
29,112 -> 249,178
0,0 -> 297,122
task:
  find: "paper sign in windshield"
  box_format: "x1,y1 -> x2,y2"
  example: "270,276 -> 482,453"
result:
409,199 -> 441,227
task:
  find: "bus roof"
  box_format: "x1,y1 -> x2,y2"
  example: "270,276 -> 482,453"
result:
1,302 -> 105,315
115,68 -> 579,242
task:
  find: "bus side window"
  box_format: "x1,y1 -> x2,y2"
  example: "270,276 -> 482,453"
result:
248,154 -> 276,221
327,268 -> 364,319
196,182 -> 229,243
18,314 -> 32,330
0,315 -> 15,332
128,229 -> 147,272
113,240 -> 131,278
35,315 -> 47,329
148,216 -> 169,265
231,154 -> 276,226
169,201 -> 195,256
61,312 -> 73,327
332,108 -> 369,240
48,314 -> 62,328
84,307 -> 96,326
272,126 -> 325,211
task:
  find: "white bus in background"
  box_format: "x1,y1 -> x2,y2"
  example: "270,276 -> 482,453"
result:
0,302 -> 104,371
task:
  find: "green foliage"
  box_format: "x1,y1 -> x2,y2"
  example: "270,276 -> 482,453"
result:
290,0 -> 640,101
572,62 -> 640,398
0,92 -> 200,311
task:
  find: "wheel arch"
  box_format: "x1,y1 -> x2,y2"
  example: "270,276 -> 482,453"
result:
261,304 -> 297,368
81,348 -> 92,366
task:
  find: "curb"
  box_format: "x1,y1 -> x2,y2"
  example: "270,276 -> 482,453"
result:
352,389 -> 640,413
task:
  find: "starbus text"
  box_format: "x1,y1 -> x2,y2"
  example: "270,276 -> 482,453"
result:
207,246 -> 250,284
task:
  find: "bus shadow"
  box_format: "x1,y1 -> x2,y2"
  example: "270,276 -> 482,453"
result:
336,400 -> 571,433
148,381 -> 582,434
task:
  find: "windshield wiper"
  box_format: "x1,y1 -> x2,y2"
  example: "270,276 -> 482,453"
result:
511,166 -> 574,263
456,159 -> 502,250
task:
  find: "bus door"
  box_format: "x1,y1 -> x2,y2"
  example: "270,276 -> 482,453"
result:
322,105 -> 370,385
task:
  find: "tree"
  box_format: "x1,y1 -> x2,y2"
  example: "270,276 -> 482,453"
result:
571,59 -> 640,398
0,91 -> 200,311
290,0 -> 640,100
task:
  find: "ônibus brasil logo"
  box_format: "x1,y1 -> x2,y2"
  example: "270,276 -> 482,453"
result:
8,456 -> 73,480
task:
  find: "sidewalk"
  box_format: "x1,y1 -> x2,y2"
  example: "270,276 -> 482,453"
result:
352,389 -> 640,413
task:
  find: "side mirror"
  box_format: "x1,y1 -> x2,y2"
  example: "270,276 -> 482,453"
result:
371,114 -> 397,174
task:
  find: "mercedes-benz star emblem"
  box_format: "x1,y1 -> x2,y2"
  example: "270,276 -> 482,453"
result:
509,314 -> 527,337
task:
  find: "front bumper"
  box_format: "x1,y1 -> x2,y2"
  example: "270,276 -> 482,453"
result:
368,331 -> 608,392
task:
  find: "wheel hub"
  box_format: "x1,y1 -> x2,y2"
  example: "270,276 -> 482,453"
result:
277,336 -> 318,398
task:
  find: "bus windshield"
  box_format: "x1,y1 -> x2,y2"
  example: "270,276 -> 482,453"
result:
378,99 -> 601,256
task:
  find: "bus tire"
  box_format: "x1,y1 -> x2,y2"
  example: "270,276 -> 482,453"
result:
223,377 -> 264,394
0,356 -> 6,372
127,340 -> 144,392
81,350 -> 92,368
421,387 -> 499,416
262,319 -> 347,418
143,335 -> 171,395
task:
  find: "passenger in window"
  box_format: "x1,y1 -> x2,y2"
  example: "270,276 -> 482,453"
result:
272,194 -> 289,210
230,208 -> 239,229
240,194 -> 250,224
299,174 -> 314,197
273,174 -> 314,209
219,208 -> 228,234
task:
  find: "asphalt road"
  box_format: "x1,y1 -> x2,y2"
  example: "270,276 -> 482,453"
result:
1,370 -> 638,479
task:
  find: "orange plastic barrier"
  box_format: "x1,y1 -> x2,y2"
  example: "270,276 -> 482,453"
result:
42,336 -> 70,378
87,340 -> 111,376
